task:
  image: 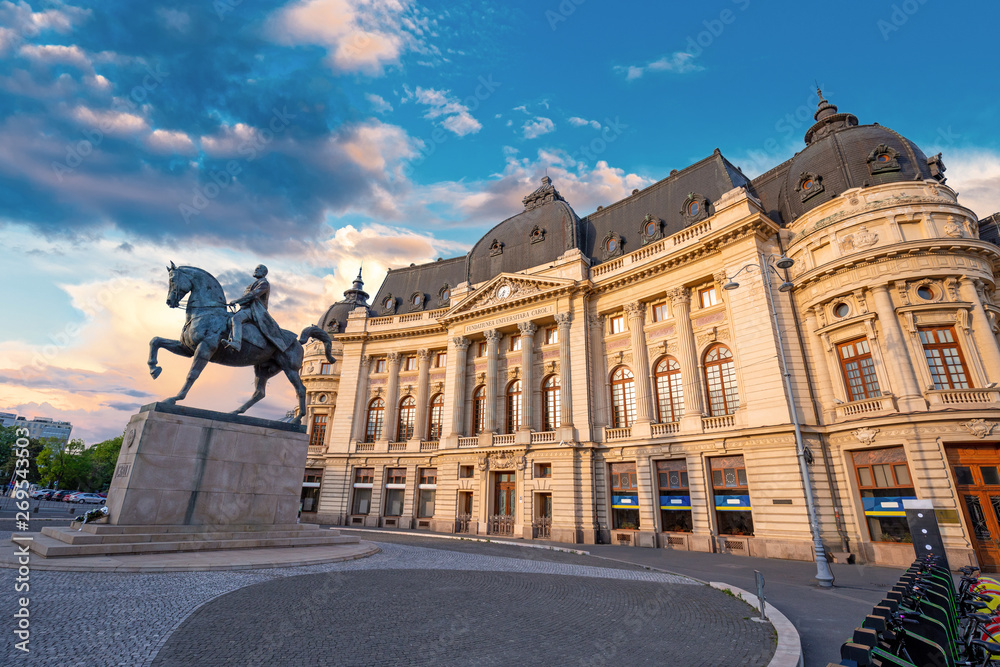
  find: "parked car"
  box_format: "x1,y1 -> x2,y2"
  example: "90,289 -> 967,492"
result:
51,490 -> 74,502
96,492 -> 107,498
72,493 -> 105,504
64,492 -> 85,502
30,489 -> 54,499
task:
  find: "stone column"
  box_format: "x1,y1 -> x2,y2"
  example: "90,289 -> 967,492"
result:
624,302 -> 653,437
556,313 -> 574,428
517,321 -> 537,433
668,287 -> 705,430
383,352 -> 401,441
802,307 -> 837,422
484,329 -> 501,433
351,355 -> 371,442
414,349 -> 431,442
449,337 -> 470,438
588,314 -> 608,433
870,284 -> 925,412
962,278 -> 1000,380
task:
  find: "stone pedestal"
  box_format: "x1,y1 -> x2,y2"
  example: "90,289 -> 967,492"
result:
107,402 -> 307,526
22,403 -> 360,559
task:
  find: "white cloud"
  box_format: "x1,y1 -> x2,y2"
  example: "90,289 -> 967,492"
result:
269,0 -> 429,75
71,106 -> 148,135
19,43 -> 92,71
365,92 -> 393,113
937,148 -> 1000,220
616,51 -> 702,80
522,116 -> 554,139
413,87 -> 481,136
569,116 -> 601,130
145,129 -> 197,155
199,123 -> 259,158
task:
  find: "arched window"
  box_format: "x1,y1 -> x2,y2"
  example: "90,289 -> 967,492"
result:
397,395 -> 415,441
427,393 -> 444,441
704,344 -> 739,416
610,367 -> 636,428
473,386 -> 486,434
506,380 -> 522,434
654,357 -> 684,423
364,397 -> 384,443
543,375 -> 561,431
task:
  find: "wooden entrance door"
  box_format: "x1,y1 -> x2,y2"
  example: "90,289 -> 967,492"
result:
949,445 -> 1000,572
495,472 -> 516,517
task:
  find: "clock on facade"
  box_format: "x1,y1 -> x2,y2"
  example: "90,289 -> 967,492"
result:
496,284 -> 511,300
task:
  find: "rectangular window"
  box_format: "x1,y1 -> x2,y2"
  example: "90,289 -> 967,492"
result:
652,302 -> 668,322
301,469 -> 323,513
386,468 -> 406,485
477,341 -> 487,357
610,315 -> 625,335
459,465 -> 474,479
435,352 -> 447,368
309,414 -> 327,448
405,356 -> 416,371
657,460 -> 692,533
837,337 -> 882,401
610,462 -> 640,530
535,463 -> 552,478
510,335 -> 521,352
354,468 -> 374,484
710,455 -> 753,536
352,467 -> 374,515
417,467 -> 436,518
853,447 -> 915,543
919,327 -> 969,389
419,468 -> 437,485
545,327 -> 558,345
384,489 -> 404,516
320,362 -> 333,375
375,358 -> 386,374
700,286 -> 719,309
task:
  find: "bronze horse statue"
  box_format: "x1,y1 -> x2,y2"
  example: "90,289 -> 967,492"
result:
147,263 -> 333,423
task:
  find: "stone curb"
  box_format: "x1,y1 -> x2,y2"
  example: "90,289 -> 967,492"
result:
710,582 -> 803,667
338,527 -> 592,555
0,541 -> 380,572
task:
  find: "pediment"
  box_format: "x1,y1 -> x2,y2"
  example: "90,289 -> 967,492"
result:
444,273 -> 575,318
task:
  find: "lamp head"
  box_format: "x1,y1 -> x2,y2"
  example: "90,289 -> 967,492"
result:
775,255 -> 794,269
722,280 -> 740,291
778,281 -> 794,293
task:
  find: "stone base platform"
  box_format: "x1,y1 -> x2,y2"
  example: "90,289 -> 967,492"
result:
23,522 -> 359,558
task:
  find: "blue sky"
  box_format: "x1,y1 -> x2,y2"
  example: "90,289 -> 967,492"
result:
2,0 -> 999,442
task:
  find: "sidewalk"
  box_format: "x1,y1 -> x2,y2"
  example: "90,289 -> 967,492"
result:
336,526 -> 904,666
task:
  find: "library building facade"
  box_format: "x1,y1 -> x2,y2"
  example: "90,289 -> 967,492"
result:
298,93 -> 1000,569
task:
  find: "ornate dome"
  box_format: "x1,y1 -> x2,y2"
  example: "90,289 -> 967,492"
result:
776,91 -> 942,221
465,177 -> 582,285
318,269 -> 369,334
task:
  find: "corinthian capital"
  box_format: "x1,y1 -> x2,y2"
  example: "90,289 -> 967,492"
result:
554,312 -> 571,327
518,321 -> 538,336
386,352 -> 401,363
666,287 -> 690,307
417,349 -> 431,360
623,301 -> 644,318
452,336 -> 471,350
484,329 -> 502,343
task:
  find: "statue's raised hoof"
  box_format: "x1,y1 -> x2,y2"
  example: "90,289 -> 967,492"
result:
150,366 -> 162,380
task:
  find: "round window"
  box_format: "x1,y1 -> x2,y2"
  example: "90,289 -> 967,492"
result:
441,289 -> 450,301
687,200 -> 700,216
802,178 -> 814,190
877,153 -> 891,163
833,303 -> 850,318
644,221 -> 656,236
607,238 -> 617,252
383,297 -> 393,309
412,293 -> 421,306
917,285 -> 935,301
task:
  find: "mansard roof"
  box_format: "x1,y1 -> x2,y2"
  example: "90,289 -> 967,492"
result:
369,256 -> 466,317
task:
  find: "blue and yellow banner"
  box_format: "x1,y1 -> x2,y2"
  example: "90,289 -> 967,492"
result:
612,494 -> 639,509
660,495 -> 691,510
714,494 -> 751,511
862,496 -> 916,517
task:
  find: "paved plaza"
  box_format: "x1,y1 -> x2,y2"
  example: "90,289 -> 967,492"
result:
1,521 -> 775,666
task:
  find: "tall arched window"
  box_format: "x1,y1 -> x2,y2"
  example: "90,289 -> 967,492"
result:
506,380 -> 522,434
397,395 -> 416,441
654,357 -> 684,423
427,393 -> 444,441
473,386 -> 486,434
543,375 -> 561,431
610,367 -> 636,428
364,397 -> 384,443
704,344 -> 739,416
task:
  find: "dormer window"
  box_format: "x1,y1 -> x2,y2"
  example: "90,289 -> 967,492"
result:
381,295 -> 396,314
795,172 -> 825,203
681,193 -> 709,225
601,231 -> 624,261
489,238 -> 503,256
638,214 -> 662,245
867,144 -> 901,175
687,200 -> 699,216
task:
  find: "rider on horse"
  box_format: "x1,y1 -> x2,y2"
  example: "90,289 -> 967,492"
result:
223,264 -> 290,352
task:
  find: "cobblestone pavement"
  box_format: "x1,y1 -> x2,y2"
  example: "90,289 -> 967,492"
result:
1,534 -> 774,666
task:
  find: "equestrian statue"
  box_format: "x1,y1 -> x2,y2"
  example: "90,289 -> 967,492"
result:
147,262 -> 334,424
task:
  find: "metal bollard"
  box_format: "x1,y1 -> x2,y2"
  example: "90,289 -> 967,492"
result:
754,570 -> 768,622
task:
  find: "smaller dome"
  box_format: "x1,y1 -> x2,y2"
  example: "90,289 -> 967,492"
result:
319,268 -> 370,333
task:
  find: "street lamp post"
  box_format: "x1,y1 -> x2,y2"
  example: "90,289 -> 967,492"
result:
724,252 -> 835,588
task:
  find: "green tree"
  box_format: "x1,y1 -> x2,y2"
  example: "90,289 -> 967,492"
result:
36,438 -> 89,490
0,425 -> 44,486
86,436 -> 122,491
